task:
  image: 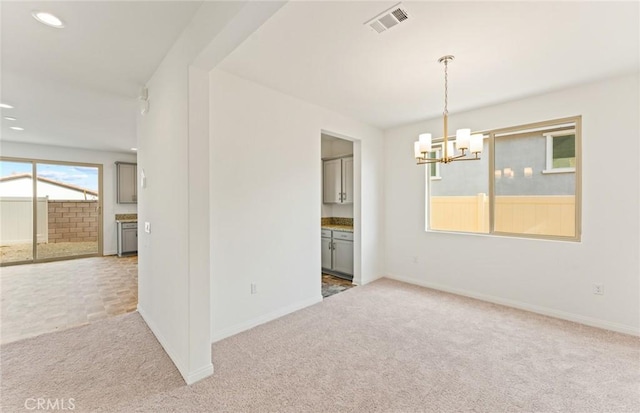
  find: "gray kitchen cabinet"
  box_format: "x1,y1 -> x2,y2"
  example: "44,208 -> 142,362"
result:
122,228 -> 137,253
321,229 -> 353,279
322,156 -> 353,204
117,221 -> 138,257
116,162 -> 137,204
332,239 -> 353,275
322,158 -> 342,203
321,236 -> 333,269
342,156 -> 354,204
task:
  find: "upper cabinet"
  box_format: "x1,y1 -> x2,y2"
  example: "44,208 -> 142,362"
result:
116,162 -> 137,204
323,156 -> 353,204
342,156 -> 353,203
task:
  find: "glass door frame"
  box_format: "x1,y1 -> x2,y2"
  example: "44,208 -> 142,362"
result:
0,156 -> 103,266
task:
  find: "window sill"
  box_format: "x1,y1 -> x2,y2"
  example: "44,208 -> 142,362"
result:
542,168 -> 575,174
429,177 -> 442,181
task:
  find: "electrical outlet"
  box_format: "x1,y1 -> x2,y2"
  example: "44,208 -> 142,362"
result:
593,283 -> 604,295
144,222 -> 151,234
251,283 -> 257,295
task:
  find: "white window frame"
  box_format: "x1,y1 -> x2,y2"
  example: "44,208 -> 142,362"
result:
543,129 -> 576,174
428,144 -> 442,181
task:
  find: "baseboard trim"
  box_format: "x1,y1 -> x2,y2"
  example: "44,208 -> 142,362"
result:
212,295 -> 323,343
137,305 -> 214,385
185,363 -> 214,385
385,274 -> 640,337
137,305 -> 188,384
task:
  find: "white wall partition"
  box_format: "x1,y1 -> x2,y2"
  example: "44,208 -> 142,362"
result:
209,70 -> 385,341
136,1 -> 286,384
383,73 -> 640,335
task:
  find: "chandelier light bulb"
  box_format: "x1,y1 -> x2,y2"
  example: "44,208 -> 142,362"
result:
418,133 -> 432,153
470,134 -> 484,154
456,129 -> 470,150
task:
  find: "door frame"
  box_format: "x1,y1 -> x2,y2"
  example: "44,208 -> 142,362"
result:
0,156 -> 103,266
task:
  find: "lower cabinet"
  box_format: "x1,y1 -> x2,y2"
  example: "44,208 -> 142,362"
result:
332,239 -> 353,275
321,229 -> 353,279
122,229 -> 137,254
117,222 -> 138,257
321,237 -> 333,269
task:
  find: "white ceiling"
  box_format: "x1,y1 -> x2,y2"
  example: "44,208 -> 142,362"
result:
1,1 -> 638,153
219,1 -> 640,129
1,1 -> 202,152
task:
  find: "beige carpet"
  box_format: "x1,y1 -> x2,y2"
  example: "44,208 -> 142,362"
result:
1,278 -> 639,412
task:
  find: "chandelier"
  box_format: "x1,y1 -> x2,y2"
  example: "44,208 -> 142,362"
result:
414,55 -> 483,165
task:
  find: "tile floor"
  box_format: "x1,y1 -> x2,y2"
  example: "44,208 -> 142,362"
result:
0,255 -> 137,344
0,258 -> 351,344
321,273 -> 355,298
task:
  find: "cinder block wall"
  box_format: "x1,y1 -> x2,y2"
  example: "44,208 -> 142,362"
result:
47,201 -> 98,243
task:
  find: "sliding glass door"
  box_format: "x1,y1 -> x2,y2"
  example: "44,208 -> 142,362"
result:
0,158 -> 102,265
35,163 -> 101,260
0,160 -> 35,264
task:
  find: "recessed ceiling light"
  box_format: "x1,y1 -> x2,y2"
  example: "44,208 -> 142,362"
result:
0,103 -> 14,109
32,11 -> 65,28
4,117 -> 17,121
10,126 -> 24,131
130,148 -> 138,151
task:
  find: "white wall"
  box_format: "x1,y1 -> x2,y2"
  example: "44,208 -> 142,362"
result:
136,1 -> 285,384
0,141 -> 136,254
210,69 -> 385,341
384,73 -> 640,335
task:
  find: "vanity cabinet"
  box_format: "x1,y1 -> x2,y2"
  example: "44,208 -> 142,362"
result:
116,162 -> 137,204
323,156 -> 353,204
321,229 -> 353,279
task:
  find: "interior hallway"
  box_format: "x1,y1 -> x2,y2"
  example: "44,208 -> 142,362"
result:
0,255 -> 137,344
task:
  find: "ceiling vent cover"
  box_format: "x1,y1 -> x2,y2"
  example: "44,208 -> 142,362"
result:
365,3 -> 409,34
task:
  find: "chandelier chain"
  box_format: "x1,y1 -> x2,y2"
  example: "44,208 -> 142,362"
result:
444,58 -> 448,116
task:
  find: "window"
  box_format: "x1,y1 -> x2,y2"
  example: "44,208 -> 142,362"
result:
426,116 -> 581,241
428,145 -> 441,180
428,140 -> 489,234
543,130 -> 576,173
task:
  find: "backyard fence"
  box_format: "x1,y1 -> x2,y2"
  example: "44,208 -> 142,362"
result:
0,197 -> 48,245
430,194 -> 575,237
0,198 -> 98,246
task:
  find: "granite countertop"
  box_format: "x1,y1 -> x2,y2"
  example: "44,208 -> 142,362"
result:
321,217 -> 353,233
115,214 -> 137,223
322,224 -> 353,232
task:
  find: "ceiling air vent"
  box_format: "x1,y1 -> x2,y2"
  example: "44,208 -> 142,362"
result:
364,3 -> 409,34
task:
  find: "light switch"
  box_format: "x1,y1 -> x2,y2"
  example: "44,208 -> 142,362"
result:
144,222 -> 151,233
140,168 -> 146,188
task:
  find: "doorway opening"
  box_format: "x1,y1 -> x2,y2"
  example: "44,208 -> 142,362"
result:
321,133 -> 356,298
